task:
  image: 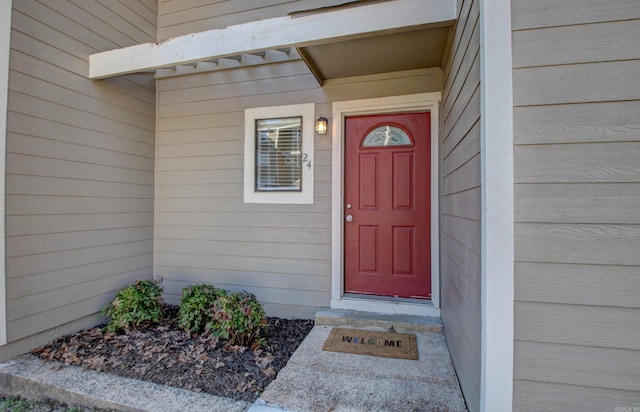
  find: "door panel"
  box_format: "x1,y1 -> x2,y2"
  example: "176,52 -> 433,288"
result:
393,226 -> 414,275
360,155 -> 378,208
393,152 -> 413,208
344,112 -> 431,299
359,226 -> 379,273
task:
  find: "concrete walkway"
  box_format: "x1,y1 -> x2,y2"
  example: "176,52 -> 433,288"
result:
0,309 -> 466,412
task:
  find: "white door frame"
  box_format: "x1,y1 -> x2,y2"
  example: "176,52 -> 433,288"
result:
330,92 -> 441,317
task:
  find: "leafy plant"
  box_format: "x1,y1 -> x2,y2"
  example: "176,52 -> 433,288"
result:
0,396 -> 31,412
207,291 -> 268,347
178,283 -> 227,333
0,395 -> 85,412
102,279 -> 164,332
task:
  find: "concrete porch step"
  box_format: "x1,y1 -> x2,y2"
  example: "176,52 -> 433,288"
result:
315,308 -> 444,334
256,312 -> 466,412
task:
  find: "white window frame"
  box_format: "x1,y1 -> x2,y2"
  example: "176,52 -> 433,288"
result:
244,103 -> 315,204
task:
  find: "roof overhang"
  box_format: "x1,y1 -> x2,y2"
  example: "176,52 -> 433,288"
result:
297,25 -> 451,84
89,0 -> 456,80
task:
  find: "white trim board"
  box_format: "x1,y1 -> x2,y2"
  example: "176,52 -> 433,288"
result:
331,93 -> 441,317
479,0 -> 515,410
0,0 -> 11,346
89,0 -> 456,79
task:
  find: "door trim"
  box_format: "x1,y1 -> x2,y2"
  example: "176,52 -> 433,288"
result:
331,93 -> 441,317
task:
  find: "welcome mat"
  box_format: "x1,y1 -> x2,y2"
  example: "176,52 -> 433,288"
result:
322,328 -> 419,360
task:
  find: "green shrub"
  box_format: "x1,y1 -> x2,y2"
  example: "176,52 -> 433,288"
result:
102,279 -> 163,332
0,396 -> 31,412
207,291 -> 267,347
178,283 -> 227,333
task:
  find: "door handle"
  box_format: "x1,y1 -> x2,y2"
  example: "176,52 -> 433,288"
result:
346,214 -> 353,223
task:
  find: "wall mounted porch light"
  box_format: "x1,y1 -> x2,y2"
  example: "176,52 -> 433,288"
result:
315,115 -> 328,135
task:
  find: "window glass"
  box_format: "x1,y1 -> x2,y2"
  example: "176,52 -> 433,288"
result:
362,125 -> 412,147
255,117 -> 302,192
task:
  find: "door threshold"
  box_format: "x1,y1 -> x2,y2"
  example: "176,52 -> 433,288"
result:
315,308 -> 443,334
344,293 -> 431,305
331,294 -> 440,317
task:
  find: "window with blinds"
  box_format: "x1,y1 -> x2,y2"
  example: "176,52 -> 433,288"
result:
244,103 -> 314,204
255,117 -> 302,192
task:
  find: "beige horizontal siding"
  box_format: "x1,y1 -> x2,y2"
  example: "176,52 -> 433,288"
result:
1,0 -> 156,350
7,175 -> 154,198
515,262 -> 640,308
512,0 -> 640,30
515,302 -> 640,350
514,380 -> 640,412
515,184 -> 640,224
9,72 -> 154,131
6,196 -> 153,216
7,239 -> 152,294
516,223 -> 640,267
8,254 -> 153,300
6,227 -> 153,258
6,213 -> 154,237
155,267 -> 330,293
7,152 -> 153,185
7,133 -> 154,172
8,293 -> 117,341
513,19 -> 640,68
441,187 -> 480,221
10,51 -> 155,117
7,111 -> 154,157
156,253 -> 330,278
8,269 -> 151,324
158,0 -> 349,41
512,0 -> 640,407
155,57 -> 440,318
156,225 -> 331,244
8,91 -> 153,145
156,197 -> 332,214
516,143 -> 639,183
515,341 -> 640,392
68,0 -> 156,43
514,60 -> 640,107
440,0 -> 481,410
514,101 -> 640,146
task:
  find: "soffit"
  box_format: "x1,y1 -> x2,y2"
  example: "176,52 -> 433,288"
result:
298,26 -> 450,83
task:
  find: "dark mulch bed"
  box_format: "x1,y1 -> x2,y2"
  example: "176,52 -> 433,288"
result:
31,305 -> 314,403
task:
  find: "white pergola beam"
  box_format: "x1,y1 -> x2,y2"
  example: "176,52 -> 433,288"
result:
89,0 -> 456,79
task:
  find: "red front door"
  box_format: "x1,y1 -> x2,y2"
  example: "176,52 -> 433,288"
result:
344,112 -> 431,299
